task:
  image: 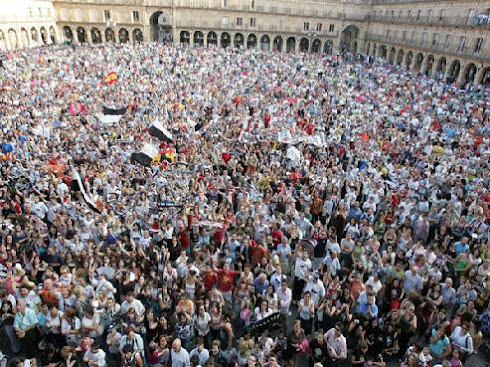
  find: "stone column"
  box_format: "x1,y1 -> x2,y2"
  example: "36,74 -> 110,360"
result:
456,63 -> 467,86
443,59 -> 453,81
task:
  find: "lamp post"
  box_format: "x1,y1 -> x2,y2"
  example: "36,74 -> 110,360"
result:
106,19 -> 117,42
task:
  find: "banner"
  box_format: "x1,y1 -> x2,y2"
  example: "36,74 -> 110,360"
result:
149,119 -> 173,142
103,105 -> 127,116
131,143 -> 159,167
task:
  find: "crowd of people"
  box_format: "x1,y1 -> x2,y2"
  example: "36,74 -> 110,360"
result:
0,42 -> 489,367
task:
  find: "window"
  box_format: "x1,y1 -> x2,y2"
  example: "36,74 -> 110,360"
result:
104,10 -> 111,20
439,9 -> 445,21
399,10 -> 402,18
222,16 -> 229,26
407,10 -> 412,18
475,38 -> 484,53
416,10 -> 421,20
427,9 -> 433,19
47,8 -> 51,17
458,36 -> 466,51
237,17 -> 243,26
303,22 -> 309,31
316,23 -> 322,32
444,35 -> 451,48
402,31 -> 406,41
432,33 -> 439,47
250,18 -> 255,27
133,11 -> 139,22
222,0 -> 227,8
386,29 -> 390,39
329,24 -> 335,32
38,8 -> 42,17
411,31 -> 416,44
421,32 -> 427,46
251,0 -> 255,8
391,10 -> 394,17
28,8 -> 33,17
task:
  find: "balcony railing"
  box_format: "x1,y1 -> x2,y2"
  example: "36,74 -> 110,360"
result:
365,33 -> 490,61
367,14 -> 490,28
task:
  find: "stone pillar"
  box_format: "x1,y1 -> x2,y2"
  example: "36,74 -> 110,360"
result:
203,32 -> 207,47
456,63 -> 467,86
295,38 -> 299,52
190,31 -> 194,47
475,65 -> 486,85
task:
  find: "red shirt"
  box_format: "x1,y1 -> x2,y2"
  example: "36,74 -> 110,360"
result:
217,269 -> 239,292
204,271 -> 219,291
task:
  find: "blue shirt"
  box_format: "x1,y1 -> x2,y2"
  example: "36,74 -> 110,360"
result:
14,308 -> 38,330
454,241 -> 470,256
429,329 -> 450,357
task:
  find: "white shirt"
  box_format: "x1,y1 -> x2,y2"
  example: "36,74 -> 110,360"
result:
294,257 -> 311,280
84,349 -> 106,367
276,286 -> 292,313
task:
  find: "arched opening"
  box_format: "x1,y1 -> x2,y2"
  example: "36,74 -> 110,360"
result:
372,44 -> 377,57
105,28 -> 115,42
62,26 -> 72,43
388,47 -> 396,64
91,28 -> 102,43
0,31 -> 6,51
340,24 -> 360,53
405,51 -> 413,69
366,43 -> 371,55
435,57 -> 446,80
221,32 -> 231,48
133,29 -> 143,43
286,37 -> 296,52
479,67 -> 490,85
396,49 -> 404,66
413,52 -> 424,73
150,11 -> 172,43
76,27 -> 87,43
8,29 -> 17,49
260,34 -> 270,51
40,27 -> 48,44
31,27 -> 39,44
425,55 -> 434,76
180,30 -> 190,45
21,28 -> 30,48
234,33 -> 244,48
447,60 -> 461,83
273,36 -> 283,52
119,28 -> 129,43
379,45 -> 387,59
194,31 -> 204,46
49,26 -> 57,44
323,40 -> 333,55
299,38 -> 309,53
311,39 -> 321,53
207,31 -> 218,46
247,34 -> 257,48
462,63 -> 477,86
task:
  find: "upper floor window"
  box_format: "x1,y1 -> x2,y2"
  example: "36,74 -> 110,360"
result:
250,18 -> 256,27
236,17 -> 243,26
222,0 -> 227,8
104,10 -> 111,20
402,31 -> 406,41
316,23 -> 322,32
133,11 -> 139,22
38,8 -> 42,17
444,35 -> 451,48
251,0 -> 255,8
416,10 -> 421,20
475,38 -> 484,53
329,24 -> 335,32
303,22 -> 310,31
222,16 -> 229,26
427,9 -> 433,19
458,36 -> 466,51
439,9 -> 445,21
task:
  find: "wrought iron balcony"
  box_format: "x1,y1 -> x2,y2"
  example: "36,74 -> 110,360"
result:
367,14 -> 490,28
365,33 -> 490,62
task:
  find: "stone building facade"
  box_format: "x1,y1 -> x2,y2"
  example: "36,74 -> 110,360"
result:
0,0 -> 489,85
